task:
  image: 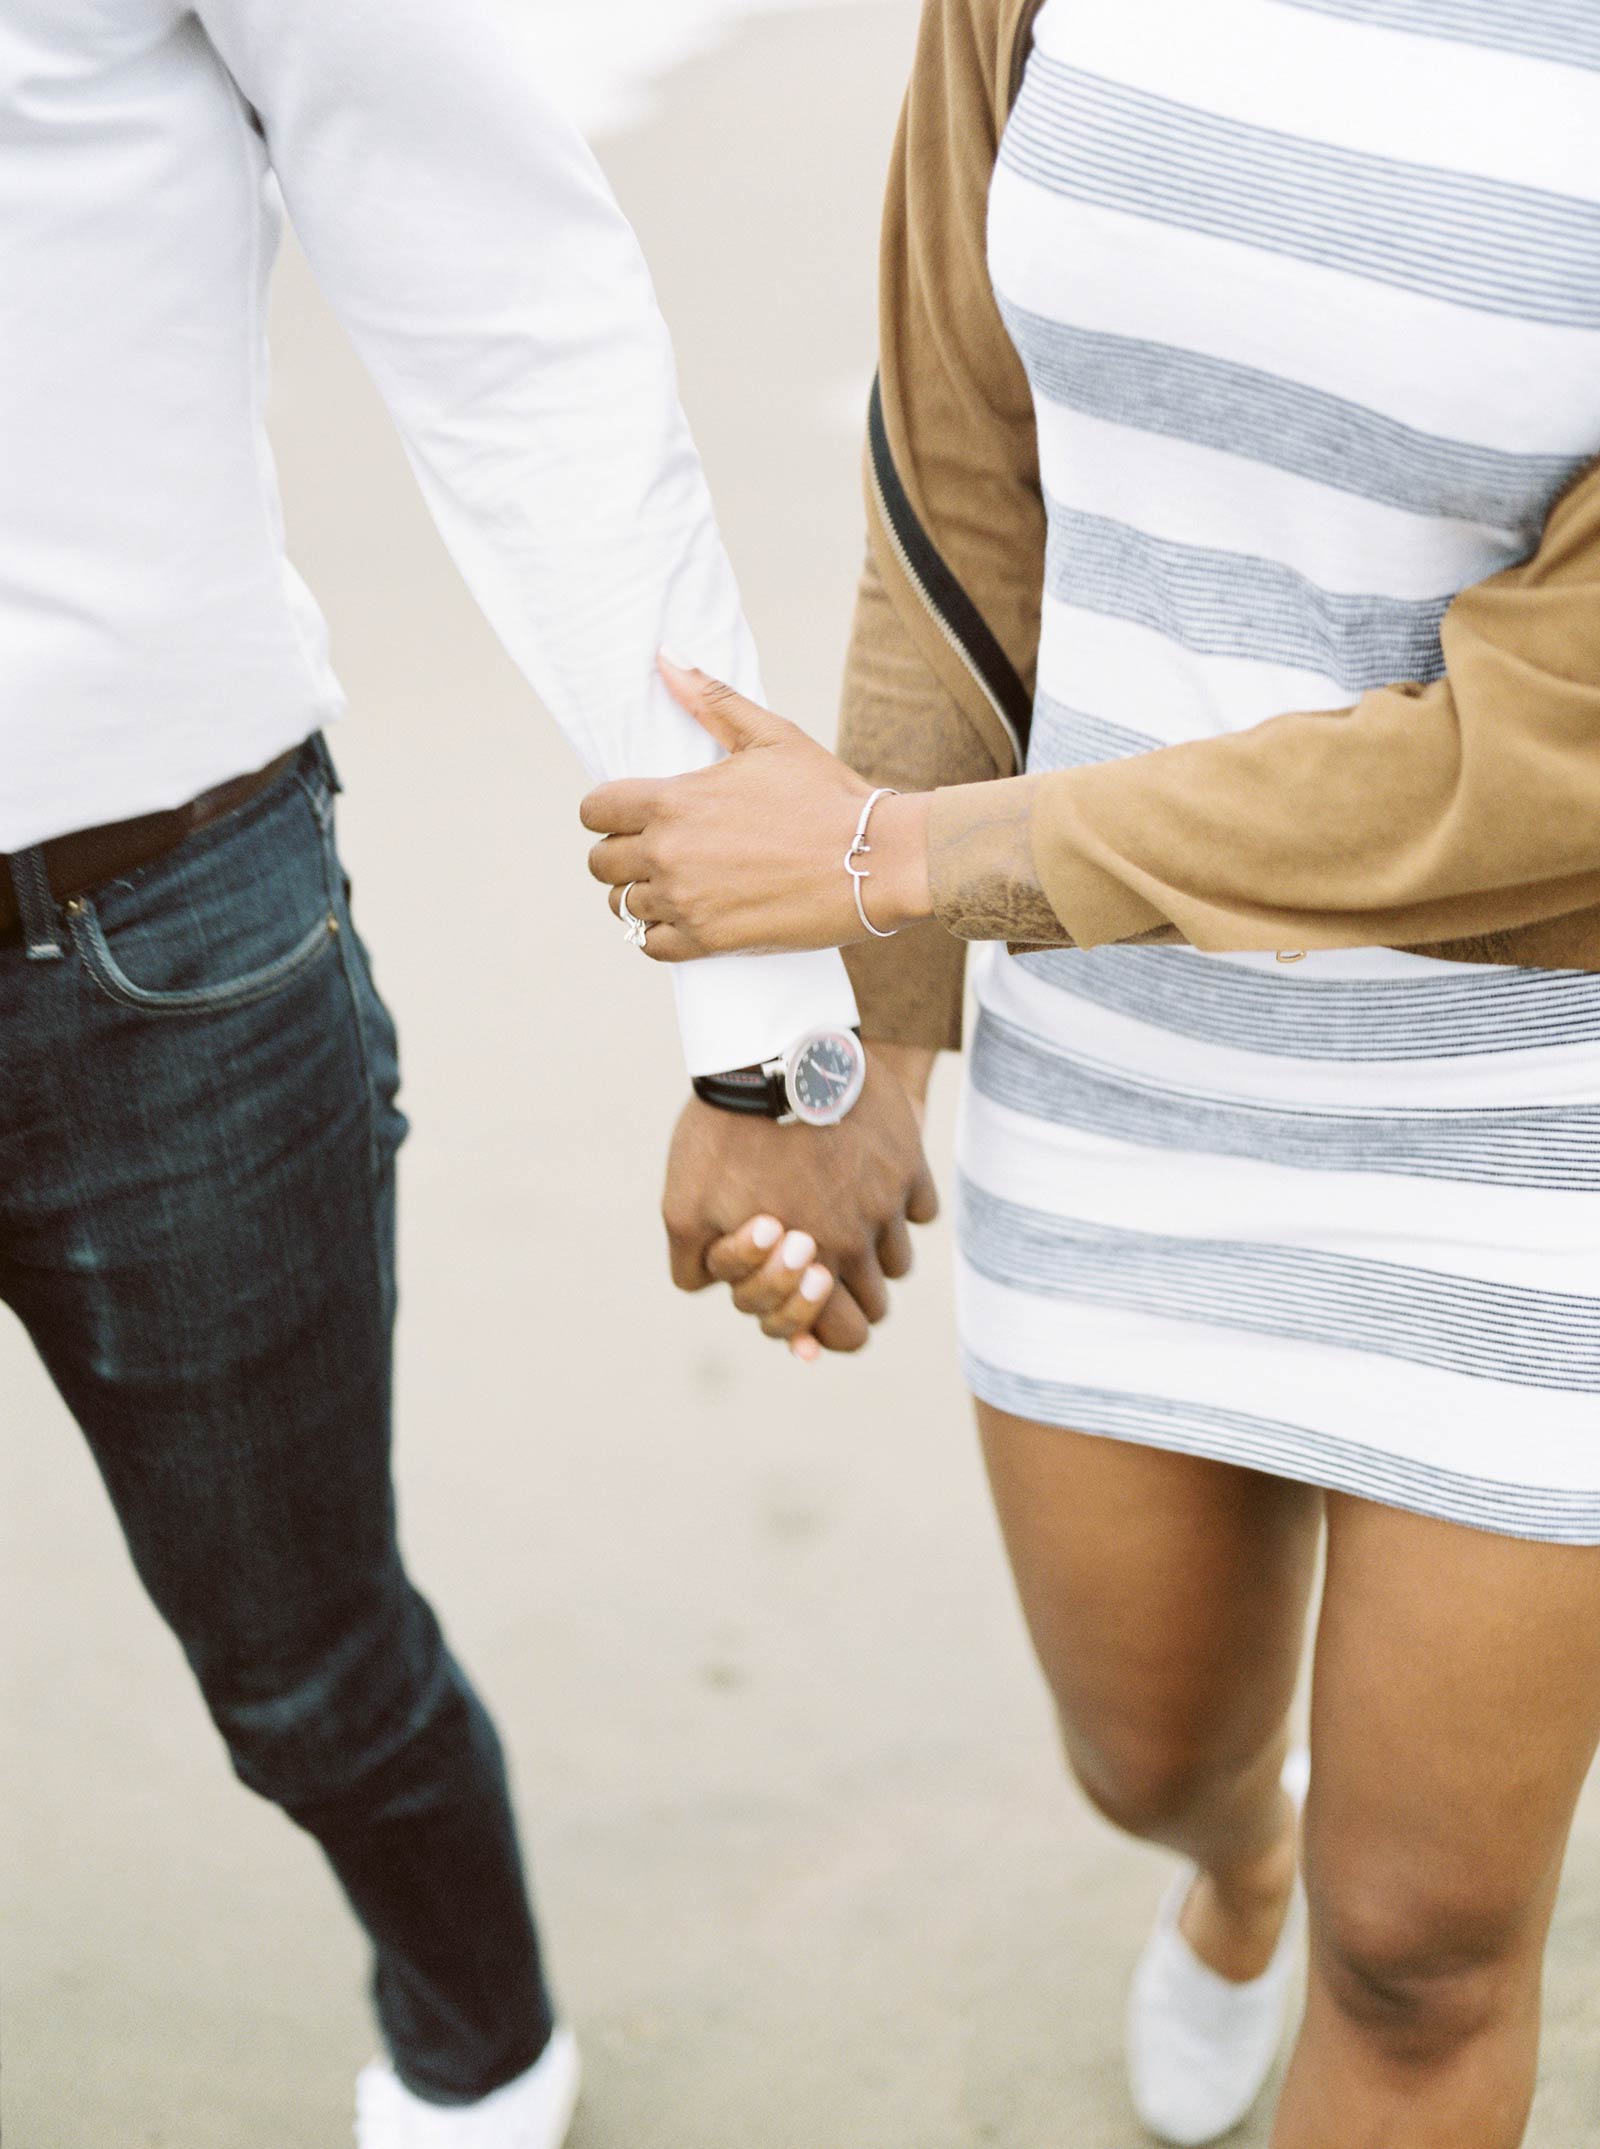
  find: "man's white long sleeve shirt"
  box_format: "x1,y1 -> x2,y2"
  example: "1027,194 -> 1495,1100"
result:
0,0 -> 858,1072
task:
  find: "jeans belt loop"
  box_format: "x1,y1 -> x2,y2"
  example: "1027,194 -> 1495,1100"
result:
311,732 -> 343,798
10,847 -> 66,962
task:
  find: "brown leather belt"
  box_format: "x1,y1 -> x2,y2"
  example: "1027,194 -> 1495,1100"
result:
0,745 -> 303,949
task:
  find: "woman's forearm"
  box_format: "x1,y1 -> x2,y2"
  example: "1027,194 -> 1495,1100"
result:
860,791 -> 934,930
868,778 -> 1083,947
925,777 -> 1070,943
581,667 -> 1096,962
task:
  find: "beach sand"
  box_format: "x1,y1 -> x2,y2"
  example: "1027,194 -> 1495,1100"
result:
3,5 -> 1598,2144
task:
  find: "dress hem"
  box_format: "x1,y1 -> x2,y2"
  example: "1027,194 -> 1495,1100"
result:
963,1352 -> 1600,1546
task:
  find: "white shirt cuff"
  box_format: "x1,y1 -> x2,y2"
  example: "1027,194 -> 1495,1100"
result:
671,949 -> 861,1077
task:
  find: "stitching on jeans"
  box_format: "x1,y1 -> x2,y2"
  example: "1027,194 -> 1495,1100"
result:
319,812 -> 405,1388
69,900 -> 336,1014
315,799 -> 385,1187
67,757 -> 339,1014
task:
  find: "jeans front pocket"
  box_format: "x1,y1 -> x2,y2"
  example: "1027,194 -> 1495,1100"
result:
68,899 -> 339,1015
67,763 -> 343,1018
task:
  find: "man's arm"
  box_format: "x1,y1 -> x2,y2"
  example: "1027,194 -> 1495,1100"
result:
195,0 -> 933,1350
193,0 -> 856,1076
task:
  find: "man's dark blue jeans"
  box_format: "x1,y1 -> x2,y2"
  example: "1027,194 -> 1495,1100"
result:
0,739 -> 554,2104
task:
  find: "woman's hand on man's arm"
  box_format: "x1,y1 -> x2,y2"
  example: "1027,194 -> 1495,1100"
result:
581,658 -> 937,957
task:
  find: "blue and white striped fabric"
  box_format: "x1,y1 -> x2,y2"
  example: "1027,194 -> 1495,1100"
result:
960,0 -> 1600,1539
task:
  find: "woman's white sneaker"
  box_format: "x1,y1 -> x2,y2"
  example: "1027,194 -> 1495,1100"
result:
1125,1752 -> 1309,2146
354,2026 -> 580,2149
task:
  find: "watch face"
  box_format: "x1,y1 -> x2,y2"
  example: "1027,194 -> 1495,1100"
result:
788,1030 -> 865,1126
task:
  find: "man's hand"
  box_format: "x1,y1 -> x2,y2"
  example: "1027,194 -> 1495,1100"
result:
663,1045 -> 938,1355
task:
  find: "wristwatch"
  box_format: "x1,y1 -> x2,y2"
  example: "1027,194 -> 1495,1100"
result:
692,1027 -> 866,1127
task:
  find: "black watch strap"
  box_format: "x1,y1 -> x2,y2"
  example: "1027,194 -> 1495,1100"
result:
691,1061 -> 788,1117
691,1028 -> 864,1120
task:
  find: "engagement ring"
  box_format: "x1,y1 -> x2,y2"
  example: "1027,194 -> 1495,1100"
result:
618,881 -> 650,952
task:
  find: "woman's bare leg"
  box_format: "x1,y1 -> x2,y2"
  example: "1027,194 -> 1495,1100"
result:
1271,1493 -> 1600,2149
978,1403 -> 1323,1976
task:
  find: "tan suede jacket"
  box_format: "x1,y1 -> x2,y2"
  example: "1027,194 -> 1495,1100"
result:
839,0 -> 1600,1050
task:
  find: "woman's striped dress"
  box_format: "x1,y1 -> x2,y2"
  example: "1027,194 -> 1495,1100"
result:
958,0 -> 1600,1539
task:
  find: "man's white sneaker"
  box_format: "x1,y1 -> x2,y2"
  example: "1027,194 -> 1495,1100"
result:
355,2027 -> 580,2149
1125,1752 -> 1310,2146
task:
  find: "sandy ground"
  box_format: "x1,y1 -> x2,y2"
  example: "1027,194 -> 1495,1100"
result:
4,6 -> 1599,2145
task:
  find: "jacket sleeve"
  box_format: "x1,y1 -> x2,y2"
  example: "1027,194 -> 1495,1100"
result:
840,0 -> 1046,1045
927,454 -> 1600,958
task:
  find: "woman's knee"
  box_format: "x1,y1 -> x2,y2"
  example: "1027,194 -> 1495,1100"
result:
1064,1721 -> 1264,1843
1308,1870 -> 1537,2062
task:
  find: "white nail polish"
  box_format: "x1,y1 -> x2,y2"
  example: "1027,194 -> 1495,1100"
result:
751,1216 -> 782,1250
659,645 -> 694,671
800,1266 -> 831,1304
781,1231 -> 815,1271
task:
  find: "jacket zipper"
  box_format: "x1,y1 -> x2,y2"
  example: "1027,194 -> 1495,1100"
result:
867,426 -> 1025,773
867,379 -> 1032,771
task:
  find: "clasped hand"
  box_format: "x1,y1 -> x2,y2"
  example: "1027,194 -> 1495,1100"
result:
660,1043 -> 938,1360
580,656 -> 932,956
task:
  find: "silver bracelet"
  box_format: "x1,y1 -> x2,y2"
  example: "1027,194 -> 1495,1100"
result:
844,787 -> 901,939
